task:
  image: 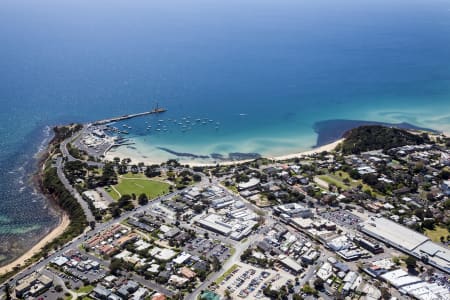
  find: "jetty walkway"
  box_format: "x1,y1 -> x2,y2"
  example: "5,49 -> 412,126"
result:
93,108 -> 166,125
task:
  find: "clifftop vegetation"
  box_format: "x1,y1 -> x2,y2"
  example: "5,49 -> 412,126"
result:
340,125 -> 430,154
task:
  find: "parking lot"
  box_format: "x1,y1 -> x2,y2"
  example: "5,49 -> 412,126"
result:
184,237 -> 231,262
428,272 -> 450,290
214,262 -> 295,299
321,210 -> 361,229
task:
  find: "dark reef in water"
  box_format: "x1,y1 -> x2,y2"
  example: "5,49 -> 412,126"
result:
157,147 -> 261,161
313,119 -> 439,147
228,152 -> 261,160
210,153 -> 224,160
211,152 -> 261,161
156,147 -> 210,159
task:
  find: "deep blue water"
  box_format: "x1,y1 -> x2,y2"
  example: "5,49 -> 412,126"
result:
1,0 -> 450,264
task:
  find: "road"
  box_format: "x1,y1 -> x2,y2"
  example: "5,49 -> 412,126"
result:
185,232 -> 262,300
5,189 -> 183,294
185,178 -> 267,300
55,157 -> 95,223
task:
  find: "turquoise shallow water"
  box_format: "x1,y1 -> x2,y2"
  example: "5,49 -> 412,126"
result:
1,0 -> 450,264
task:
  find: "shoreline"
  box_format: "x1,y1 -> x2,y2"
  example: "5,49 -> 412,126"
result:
0,124 -> 81,276
105,138 -> 344,167
0,128 -> 67,275
0,213 -> 70,275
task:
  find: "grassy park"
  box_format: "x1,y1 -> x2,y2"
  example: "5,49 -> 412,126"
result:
424,226 -> 450,243
107,175 -> 170,200
317,171 -> 383,198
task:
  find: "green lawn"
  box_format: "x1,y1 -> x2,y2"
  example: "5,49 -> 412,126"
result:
328,171 -> 384,198
76,285 -> 94,294
222,181 -> 238,194
425,226 -> 450,243
105,186 -> 121,199
317,175 -> 349,190
215,264 -> 239,284
108,177 -> 170,200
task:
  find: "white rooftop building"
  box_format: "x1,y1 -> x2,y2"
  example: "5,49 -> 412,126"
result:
359,217 -> 450,273
238,178 -> 260,191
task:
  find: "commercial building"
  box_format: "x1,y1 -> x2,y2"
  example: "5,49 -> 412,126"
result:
278,255 -> 303,274
381,269 -> 450,299
359,217 -> 450,274
196,214 -> 232,236
196,212 -> 257,240
210,195 -> 235,209
274,203 -> 313,219
15,272 -> 53,298
238,178 -> 260,191
354,237 -> 384,254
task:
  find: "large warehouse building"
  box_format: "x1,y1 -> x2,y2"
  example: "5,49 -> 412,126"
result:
358,217 -> 450,274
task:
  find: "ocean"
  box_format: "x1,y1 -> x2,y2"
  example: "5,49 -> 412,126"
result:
1,0 -> 450,265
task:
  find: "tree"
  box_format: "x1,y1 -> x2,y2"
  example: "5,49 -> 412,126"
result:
4,283 -> 11,300
138,193 -> 149,205
301,284 -> 317,295
392,256 -> 400,265
111,206 -> 121,218
55,285 -> 63,293
211,256 -> 221,271
313,277 -> 324,291
118,194 -> 134,210
422,219 -> 436,230
240,248 -> 252,261
380,287 -> 391,299
405,256 -> 417,270
193,174 -> 202,182
109,258 -> 122,275
444,199 -> 450,210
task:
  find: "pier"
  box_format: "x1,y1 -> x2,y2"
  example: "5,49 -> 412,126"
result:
93,107 -> 167,125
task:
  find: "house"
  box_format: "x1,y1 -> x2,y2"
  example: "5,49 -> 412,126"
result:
441,180 -> 450,196
169,275 -> 189,287
116,286 -> 130,299
132,288 -> 148,300
92,286 -> 111,300
180,267 -> 196,279
151,293 -> 167,300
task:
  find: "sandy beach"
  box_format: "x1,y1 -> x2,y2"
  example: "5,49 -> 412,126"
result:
270,138 -> 344,161
105,138 -> 344,167
0,213 -> 70,275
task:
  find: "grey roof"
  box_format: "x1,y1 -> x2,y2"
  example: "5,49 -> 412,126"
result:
359,217 -> 429,251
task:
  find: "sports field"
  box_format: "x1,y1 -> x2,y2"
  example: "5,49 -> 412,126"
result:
107,175 -> 170,200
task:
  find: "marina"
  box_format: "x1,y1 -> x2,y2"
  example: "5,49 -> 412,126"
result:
76,104 -> 228,162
